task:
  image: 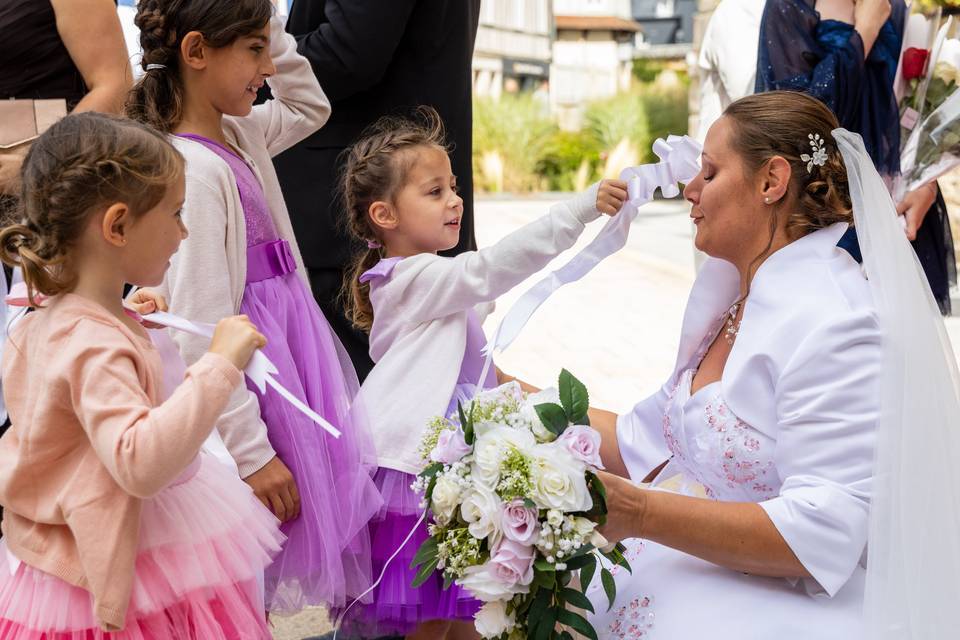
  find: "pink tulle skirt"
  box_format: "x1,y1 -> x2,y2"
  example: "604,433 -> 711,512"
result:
0,454 -> 284,639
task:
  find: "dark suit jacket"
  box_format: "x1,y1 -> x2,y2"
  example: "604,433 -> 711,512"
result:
275,0 -> 481,273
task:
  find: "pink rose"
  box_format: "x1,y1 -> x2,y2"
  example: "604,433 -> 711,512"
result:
558,425 -> 605,469
489,538 -> 535,588
501,499 -> 540,545
430,428 -> 472,464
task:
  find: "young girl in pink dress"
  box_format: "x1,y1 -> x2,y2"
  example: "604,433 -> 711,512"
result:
338,109 -> 626,638
0,112 -> 282,638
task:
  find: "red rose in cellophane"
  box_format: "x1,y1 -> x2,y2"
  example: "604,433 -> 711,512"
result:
903,47 -> 930,80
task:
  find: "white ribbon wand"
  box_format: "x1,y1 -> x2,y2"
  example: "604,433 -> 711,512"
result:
477,134 -> 702,385
141,310 -> 342,439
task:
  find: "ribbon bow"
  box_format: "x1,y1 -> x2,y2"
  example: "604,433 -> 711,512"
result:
477,134 -> 701,386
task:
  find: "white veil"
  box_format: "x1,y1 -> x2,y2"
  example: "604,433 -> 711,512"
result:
834,129 -> 960,637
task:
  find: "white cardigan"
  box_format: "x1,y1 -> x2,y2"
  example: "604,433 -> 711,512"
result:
358,185 -> 601,474
158,15 -> 330,478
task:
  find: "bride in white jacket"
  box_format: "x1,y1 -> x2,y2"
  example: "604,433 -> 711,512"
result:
589,91 -> 960,639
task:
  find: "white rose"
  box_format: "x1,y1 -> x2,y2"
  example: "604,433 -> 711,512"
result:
474,600 -> 516,638
530,448 -> 592,512
573,516 -> 596,538
473,426 -> 536,487
457,564 -> 527,602
521,388 -> 562,442
461,484 -> 503,544
430,474 -> 462,525
590,530 -> 614,552
546,509 -> 564,527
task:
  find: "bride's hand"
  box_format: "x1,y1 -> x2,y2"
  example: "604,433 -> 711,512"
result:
597,179 -> 629,216
596,469 -> 647,543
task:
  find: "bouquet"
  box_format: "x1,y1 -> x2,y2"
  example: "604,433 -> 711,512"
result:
410,370 -> 631,640
894,8 -> 960,199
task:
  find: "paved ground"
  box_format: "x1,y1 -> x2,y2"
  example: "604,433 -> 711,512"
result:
270,194 -> 960,639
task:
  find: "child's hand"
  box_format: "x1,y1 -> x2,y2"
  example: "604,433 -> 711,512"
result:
597,179 -> 629,216
244,456 -> 301,522
127,288 -> 167,314
209,315 -> 267,371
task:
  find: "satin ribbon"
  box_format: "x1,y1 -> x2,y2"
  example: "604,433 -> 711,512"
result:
3,283 -> 342,439
476,135 -> 702,387
140,310 -> 342,439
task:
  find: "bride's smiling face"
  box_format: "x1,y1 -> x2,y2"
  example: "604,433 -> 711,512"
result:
684,117 -> 781,264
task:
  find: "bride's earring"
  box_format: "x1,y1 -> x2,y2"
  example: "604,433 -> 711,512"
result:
764,197 -> 771,204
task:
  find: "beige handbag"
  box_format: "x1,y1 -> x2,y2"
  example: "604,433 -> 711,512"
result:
0,99 -> 66,195
0,99 -> 67,150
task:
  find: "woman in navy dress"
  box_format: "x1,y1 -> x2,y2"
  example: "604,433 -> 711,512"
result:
756,0 -> 956,313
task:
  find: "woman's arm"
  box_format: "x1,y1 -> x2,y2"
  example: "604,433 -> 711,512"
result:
52,0 -> 132,114
599,471 -> 809,578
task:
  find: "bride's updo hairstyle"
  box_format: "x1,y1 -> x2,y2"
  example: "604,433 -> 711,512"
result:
723,91 -> 852,238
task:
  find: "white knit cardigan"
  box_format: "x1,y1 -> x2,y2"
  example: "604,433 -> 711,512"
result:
159,16 -> 330,478
358,185 -> 601,474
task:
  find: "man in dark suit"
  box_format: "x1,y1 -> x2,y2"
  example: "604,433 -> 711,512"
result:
275,0 -> 482,382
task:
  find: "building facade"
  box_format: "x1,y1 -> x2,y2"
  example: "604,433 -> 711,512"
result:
473,0 -> 554,101
550,0 -> 642,126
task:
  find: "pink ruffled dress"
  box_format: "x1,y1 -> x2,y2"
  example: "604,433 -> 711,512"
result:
0,324 -> 284,639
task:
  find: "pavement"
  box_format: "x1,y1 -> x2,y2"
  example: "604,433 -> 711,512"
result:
270,193 -> 960,639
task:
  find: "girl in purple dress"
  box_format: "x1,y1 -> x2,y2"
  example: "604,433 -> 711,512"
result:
125,0 -> 381,613
338,109 -> 623,638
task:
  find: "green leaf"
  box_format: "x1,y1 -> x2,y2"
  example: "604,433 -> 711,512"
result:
600,567 -> 616,612
534,605 -> 559,640
534,558 -> 555,572
583,473 -> 608,524
528,586 -> 552,627
579,553 -> 597,593
558,632 -> 574,640
558,369 -> 590,424
561,587 -> 595,614
532,567 -> 557,589
420,462 -> 443,479
563,553 -> 595,570
410,555 -> 439,588
523,497 -> 537,509
458,401 -> 475,445
442,572 -> 454,590
535,402 -> 568,436
557,609 -> 598,640
409,537 -> 439,570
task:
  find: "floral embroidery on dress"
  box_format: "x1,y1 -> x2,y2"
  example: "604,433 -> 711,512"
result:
608,595 -> 655,639
696,395 -> 777,500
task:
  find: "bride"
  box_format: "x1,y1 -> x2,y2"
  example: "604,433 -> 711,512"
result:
588,90 -> 960,639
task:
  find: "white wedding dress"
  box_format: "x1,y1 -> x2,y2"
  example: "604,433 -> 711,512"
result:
588,221 -> 880,639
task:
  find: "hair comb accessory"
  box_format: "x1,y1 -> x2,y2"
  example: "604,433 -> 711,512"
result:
366,239 -> 382,249
145,64 -> 166,71
802,133 -> 828,173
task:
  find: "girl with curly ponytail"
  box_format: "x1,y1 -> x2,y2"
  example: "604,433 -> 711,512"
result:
0,111 -> 283,638
125,0 -> 382,615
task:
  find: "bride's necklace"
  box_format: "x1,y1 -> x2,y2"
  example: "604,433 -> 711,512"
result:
724,300 -> 744,344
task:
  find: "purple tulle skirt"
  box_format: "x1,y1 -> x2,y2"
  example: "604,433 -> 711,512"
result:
337,467 -> 481,636
240,271 -> 382,613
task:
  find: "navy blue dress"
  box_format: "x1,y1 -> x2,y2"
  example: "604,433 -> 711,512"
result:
756,0 -> 955,313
